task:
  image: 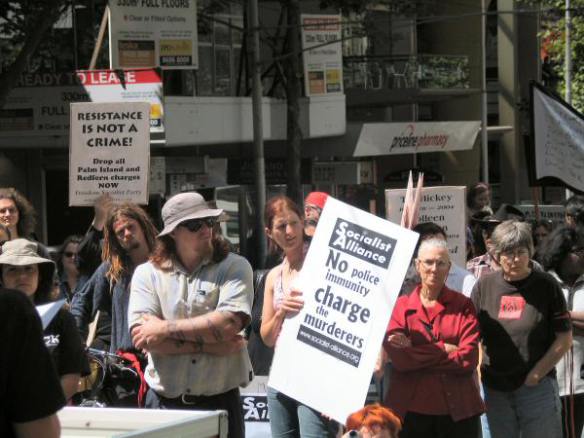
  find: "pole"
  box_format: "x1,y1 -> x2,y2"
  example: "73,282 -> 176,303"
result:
565,0 -> 572,199
250,0 -> 267,268
481,0 -> 489,184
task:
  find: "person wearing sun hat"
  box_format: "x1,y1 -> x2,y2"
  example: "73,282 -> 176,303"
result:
128,191 -> 253,438
304,191 -> 329,237
0,239 -> 89,401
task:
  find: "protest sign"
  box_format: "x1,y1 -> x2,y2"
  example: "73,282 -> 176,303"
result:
385,186 -> 466,267
268,197 -> 418,422
0,69 -> 163,136
241,376 -> 270,438
109,0 -> 198,69
69,102 -> 150,206
300,14 -> 343,96
515,204 -> 565,226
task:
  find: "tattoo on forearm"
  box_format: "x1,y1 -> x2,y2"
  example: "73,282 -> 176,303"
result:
207,318 -> 224,342
167,320 -> 187,343
194,335 -> 204,353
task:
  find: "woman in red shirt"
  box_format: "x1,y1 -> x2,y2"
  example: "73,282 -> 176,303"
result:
384,238 -> 484,438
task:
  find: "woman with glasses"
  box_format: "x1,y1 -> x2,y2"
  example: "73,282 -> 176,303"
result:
56,235 -> 82,303
384,238 -> 483,438
539,226 -> 584,438
471,220 -> 573,438
0,238 -> 89,401
260,195 -> 336,437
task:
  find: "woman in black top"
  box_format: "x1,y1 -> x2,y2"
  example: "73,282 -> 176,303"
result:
0,238 -> 89,400
471,220 -> 572,438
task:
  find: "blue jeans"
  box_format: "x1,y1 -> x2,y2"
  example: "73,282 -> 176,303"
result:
480,383 -> 491,438
483,376 -> 562,438
267,387 -> 334,438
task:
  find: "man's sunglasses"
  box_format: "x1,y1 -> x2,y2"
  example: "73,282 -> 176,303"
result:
179,217 -> 216,233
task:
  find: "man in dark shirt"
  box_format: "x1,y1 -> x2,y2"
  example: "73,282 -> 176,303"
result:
0,288 -> 65,438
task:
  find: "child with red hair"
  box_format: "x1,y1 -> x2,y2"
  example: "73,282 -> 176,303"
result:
343,404 -> 402,438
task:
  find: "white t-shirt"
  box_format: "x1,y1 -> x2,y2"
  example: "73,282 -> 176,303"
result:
551,271 -> 584,396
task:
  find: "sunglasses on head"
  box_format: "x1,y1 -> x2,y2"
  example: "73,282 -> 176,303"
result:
179,217 -> 216,233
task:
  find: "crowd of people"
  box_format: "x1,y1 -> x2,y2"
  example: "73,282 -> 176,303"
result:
1,183 -> 584,438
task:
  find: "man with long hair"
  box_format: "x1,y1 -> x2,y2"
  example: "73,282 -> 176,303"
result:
128,192 -> 253,438
71,202 -> 158,356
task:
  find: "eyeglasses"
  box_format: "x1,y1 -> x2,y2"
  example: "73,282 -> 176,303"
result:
179,217 -> 216,233
64,251 -> 77,258
304,205 -> 322,214
418,259 -> 450,269
500,248 -> 530,259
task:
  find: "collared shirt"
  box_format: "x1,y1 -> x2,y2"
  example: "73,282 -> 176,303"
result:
128,252 -> 254,398
384,285 -> 484,422
467,253 -> 497,279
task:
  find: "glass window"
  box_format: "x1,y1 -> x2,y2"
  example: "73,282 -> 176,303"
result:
215,47 -> 232,96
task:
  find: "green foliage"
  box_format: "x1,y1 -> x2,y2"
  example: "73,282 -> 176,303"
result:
530,0 -> 584,111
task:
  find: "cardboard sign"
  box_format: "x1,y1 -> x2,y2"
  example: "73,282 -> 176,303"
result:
300,14 -> 343,96
109,0 -> 198,69
385,186 -> 467,267
241,376 -> 271,438
69,102 -> 150,206
268,197 -> 418,422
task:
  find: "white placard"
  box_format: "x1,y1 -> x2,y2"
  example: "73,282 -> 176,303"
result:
355,121 -> 481,157
300,14 -> 343,96
0,69 -> 163,136
109,0 -> 198,69
515,204 -> 565,226
533,85 -> 584,191
69,102 -> 150,206
36,299 -> 66,330
268,197 -> 418,422
241,376 -> 271,438
385,186 -> 466,267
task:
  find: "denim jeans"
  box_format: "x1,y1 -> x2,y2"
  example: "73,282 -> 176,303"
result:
483,376 -> 562,438
480,383 -> 491,438
267,387 -> 334,438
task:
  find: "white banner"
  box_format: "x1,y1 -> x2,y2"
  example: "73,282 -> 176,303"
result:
109,0 -> 198,69
69,102 -> 150,206
268,197 -> 418,422
0,69 -> 163,136
533,85 -> 584,191
385,186 -> 466,267
355,121 -> 481,157
300,14 -> 343,96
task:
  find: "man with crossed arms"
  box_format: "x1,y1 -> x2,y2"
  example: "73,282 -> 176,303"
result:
129,192 -> 253,438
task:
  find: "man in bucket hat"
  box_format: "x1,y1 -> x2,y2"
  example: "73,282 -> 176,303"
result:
129,192 -> 253,438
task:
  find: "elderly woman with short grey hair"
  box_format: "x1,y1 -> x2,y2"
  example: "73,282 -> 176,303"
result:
471,220 -> 573,438
384,238 -> 484,438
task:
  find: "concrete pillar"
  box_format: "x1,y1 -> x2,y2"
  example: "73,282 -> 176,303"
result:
497,0 -> 538,203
